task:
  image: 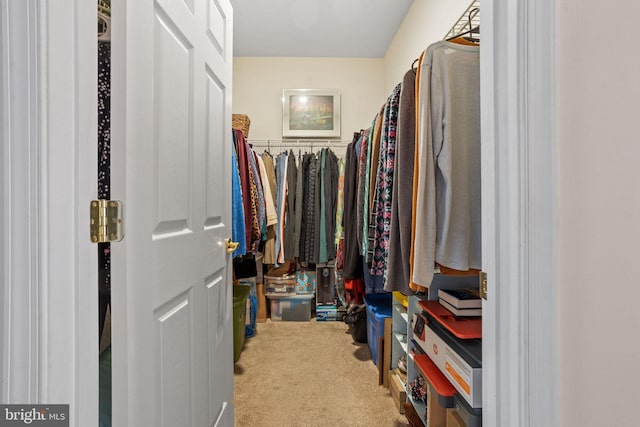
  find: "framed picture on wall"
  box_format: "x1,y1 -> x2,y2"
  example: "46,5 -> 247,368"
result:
282,89 -> 341,138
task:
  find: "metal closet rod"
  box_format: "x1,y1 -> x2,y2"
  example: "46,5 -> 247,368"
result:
247,139 -> 350,144
247,139 -> 350,150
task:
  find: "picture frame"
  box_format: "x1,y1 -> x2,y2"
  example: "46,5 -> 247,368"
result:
282,89 -> 341,138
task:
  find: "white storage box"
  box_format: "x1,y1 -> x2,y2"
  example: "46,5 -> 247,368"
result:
268,294 -> 314,321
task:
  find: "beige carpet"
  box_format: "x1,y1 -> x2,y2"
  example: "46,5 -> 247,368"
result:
234,319 -> 408,427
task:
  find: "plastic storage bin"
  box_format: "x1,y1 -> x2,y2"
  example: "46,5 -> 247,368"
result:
268,294 -> 314,321
238,277 -> 257,338
364,293 -> 392,364
265,274 -> 296,297
232,284 -> 251,362
448,395 -> 482,427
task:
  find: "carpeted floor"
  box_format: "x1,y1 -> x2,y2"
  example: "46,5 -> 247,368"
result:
234,319 -> 408,427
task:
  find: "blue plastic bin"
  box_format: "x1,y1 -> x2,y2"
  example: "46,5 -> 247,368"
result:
364,293 -> 392,364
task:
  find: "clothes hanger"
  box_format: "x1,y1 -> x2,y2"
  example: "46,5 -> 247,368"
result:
411,57 -> 419,75
446,26 -> 480,43
446,7 -> 480,43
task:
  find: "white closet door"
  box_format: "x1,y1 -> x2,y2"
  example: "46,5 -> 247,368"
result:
110,0 -> 235,425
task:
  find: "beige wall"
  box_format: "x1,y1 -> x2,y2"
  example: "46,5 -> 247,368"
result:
383,0 -> 471,94
233,1 -> 472,139
232,57 -> 385,141
557,3 -> 640,426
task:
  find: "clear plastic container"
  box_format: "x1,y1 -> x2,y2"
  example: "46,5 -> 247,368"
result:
265,274 -> 296,297
268,294 -> 314,321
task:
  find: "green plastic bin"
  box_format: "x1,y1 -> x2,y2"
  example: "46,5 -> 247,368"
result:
233,284 -> 251,362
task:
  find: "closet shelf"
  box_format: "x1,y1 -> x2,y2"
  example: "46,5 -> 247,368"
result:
393,304 -> 408,322
407,394 -> 427,425
394,332 -> 408,353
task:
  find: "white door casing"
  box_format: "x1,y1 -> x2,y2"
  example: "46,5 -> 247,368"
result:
1,0 -> 99,424
481,0 -> 558,426
0,0 -> 42,403
110,0 -> 234,426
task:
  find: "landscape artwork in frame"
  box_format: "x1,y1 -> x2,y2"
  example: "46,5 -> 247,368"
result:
282,89 -> 341,138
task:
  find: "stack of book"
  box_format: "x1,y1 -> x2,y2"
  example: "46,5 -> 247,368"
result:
437,288 -> 482,317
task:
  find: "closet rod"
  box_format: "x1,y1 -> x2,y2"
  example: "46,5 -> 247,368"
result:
247,139 -> 350,158
247,139 -> 350,150
247,139 -> 350,145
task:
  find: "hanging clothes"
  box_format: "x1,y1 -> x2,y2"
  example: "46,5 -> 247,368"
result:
245,141 -> 265,252
261,153 -> 277,264
386,70 -> 416,293
252,152 -> 268,241
298,154 -> 311,263
410,50 -> 427,293
231,143 -> 247,258
318,148 -> 339,263
311,154 -> 323,263
98,40 -> 111,339
335,158 -> 345,245
292,152 -> 305,258
371,82 -> 402,278
364,108 -> 384,262
334,158 -> 346,269
356,129 -> 370,254
326,149 -> 339,261
274,152 -> 288,265
302,153 -> 317,264
98,42 -> 111,201
284,151 -> 298,259
318,150 -> 329,263
342,136 -> 363,279
235,130 -> 255,252
237,145 -> 341,266
412,41 -> 481,288
255,154 -> 277,231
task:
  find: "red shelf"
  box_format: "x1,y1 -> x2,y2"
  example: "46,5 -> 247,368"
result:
413,354 -> 457,398
419,300 -> 482,339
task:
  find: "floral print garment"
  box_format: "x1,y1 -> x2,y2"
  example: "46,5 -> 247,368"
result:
370,83 -> 402,277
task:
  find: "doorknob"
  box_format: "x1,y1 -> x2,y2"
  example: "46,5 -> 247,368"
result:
225,238 -> 240,254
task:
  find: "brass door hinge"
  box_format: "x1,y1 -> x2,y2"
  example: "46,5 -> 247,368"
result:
90,200 -> 124,243
479,271 -> 488,300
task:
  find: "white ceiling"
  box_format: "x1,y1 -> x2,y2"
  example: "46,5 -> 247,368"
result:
230,0 -> 414,58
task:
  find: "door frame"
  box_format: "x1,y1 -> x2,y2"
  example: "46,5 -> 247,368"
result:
481,0 -> 558,426
0,0 -> 42,403
1,0 -> 559,425
0,0 -> 98,425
